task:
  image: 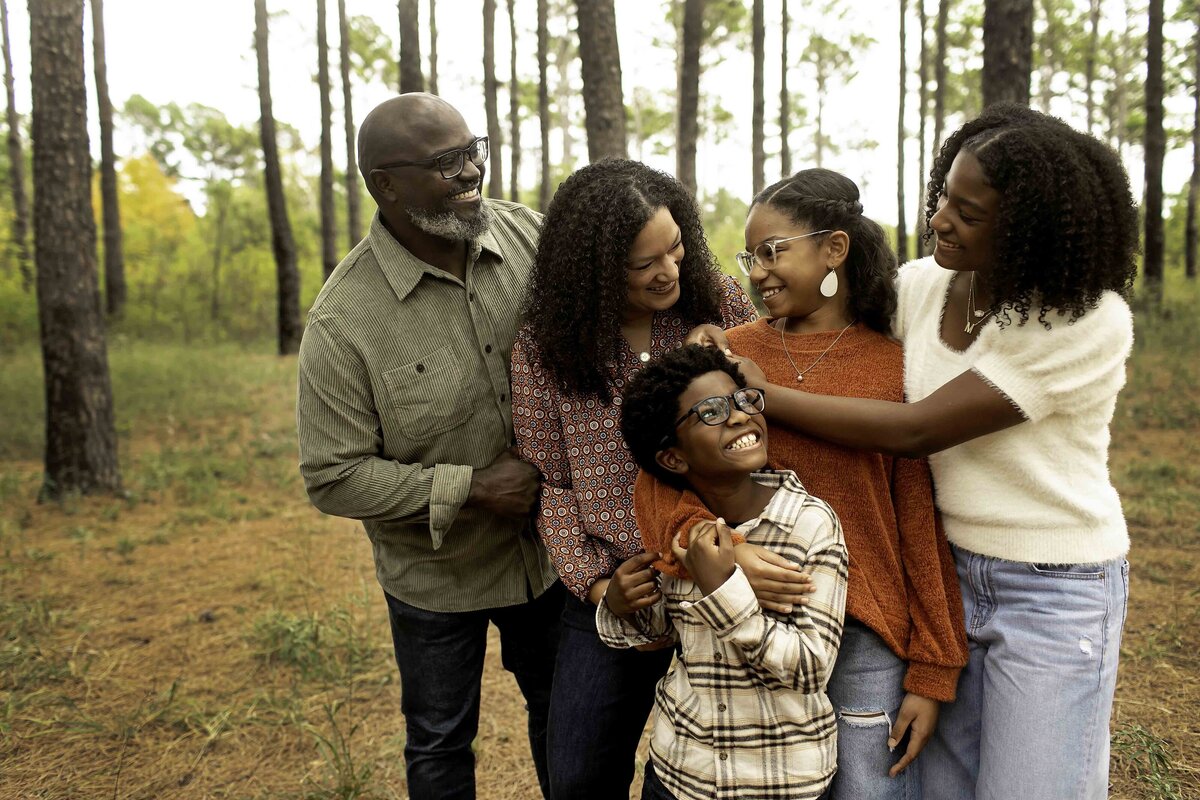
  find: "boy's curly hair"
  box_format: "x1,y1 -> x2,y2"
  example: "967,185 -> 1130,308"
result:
522,159 -> 725,401
620,344 -> 746,489
755,168 -> 898,335
924,103 -> 1138,327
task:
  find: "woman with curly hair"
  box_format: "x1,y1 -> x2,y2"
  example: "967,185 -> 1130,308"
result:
511,158 -> 795,799
630,167 -> 968,800
695,105 -> 1138,799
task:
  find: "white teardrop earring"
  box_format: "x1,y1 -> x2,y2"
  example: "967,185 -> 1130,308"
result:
819,268 -> 839,298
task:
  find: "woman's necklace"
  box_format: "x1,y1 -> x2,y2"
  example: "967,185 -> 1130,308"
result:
964,272 -> 994,334
779,319 -> 856,384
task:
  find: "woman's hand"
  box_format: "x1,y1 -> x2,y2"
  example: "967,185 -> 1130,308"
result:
724,353 -> 769,390
734,543 -> 815,614
603,552 -> 662,618
685,324 -> 731,350
887,693 -> 941,776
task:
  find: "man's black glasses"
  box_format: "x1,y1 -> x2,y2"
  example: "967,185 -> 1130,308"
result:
374,136 -> 489,180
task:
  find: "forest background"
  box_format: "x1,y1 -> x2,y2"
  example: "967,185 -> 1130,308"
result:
1,0 -> 1198,798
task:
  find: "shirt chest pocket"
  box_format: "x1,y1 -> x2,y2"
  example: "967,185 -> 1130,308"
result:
381,346 -> 475,440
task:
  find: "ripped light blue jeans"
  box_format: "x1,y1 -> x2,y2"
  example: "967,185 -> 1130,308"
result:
922,546 -> 1129,800
825,618 -> 918,800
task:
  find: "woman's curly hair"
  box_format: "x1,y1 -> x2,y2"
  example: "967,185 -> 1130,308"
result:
620,344 -> 746,489
924,103 -> 1138,327
754,168 -> 898,335
522,158 -> 725,400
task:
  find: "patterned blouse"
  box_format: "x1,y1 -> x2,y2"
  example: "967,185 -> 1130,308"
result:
511,275 -> 758,599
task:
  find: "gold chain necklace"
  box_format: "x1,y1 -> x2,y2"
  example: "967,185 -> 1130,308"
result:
779,319 -> 856,384
964,272 -> 994,334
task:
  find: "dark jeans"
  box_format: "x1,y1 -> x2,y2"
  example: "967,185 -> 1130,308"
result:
547,593 -> 675,800
640,760 -> 677,800
384,581 -> 565,800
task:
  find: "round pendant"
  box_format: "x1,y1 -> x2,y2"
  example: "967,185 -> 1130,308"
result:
796,374 -> 804,383
638,351 -> 650,363
974,309 -> 986,318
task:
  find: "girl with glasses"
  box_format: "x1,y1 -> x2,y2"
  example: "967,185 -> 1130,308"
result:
510,159 -> 812,800
632,167 -> 968,800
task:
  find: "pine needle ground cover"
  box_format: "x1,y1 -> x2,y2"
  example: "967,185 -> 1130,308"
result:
1,310 -> 1196,798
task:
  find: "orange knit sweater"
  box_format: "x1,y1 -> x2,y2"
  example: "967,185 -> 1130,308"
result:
635,320 -> 968,702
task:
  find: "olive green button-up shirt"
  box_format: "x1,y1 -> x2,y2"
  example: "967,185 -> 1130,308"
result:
297,200 -> 557,612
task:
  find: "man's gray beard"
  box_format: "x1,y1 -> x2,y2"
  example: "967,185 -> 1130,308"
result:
406,201 -> 493,241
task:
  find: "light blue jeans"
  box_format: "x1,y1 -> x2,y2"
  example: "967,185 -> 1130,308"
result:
923,546 -> 1129,800
826,619 -> 918,800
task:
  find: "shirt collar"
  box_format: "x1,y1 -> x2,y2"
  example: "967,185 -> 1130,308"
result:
736,470 -> 807,530
368,209 -> 505,302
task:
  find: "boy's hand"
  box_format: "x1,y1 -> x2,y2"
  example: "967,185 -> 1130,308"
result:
887,693 -> 941,776
604,553 -> 662,619
675,519 -> 736,595
735,544 -> 815,614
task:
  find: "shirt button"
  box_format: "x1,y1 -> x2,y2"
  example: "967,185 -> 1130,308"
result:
500,393 -> 506,402
719,753 -> 728,761
415,364 -> 424,373
469,292 -> 476,302
485,344 -> 493,353
713,652 -> 722,661
717,703 -> 726,712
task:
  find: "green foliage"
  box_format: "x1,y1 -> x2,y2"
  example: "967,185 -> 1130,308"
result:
249,602 -> 378,683
1111,723 -> 1184,800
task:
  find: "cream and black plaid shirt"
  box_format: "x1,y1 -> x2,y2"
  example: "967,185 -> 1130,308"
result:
297,202 -> 557,612
597,471 -> 848,800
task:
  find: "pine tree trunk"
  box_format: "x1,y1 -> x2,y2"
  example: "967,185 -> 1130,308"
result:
1188,15 -> 1199,280
508,0 -> 521,202
751,0 -> 765,193
537,0 -> 551,211
254,0 -> 303,355
484,0 -> 505,196
318,0 -> 338,280
982,0 -> 1033,108
1142,0 -> 1164,302
30,0 -> 121,500
897,0 -> 909,262
677,0 -> 703,195
575,0 -> 627,161
338,0 -> 362,245
916,0 -> 930,255
1085,0 -> 1100,133
555,35 -> 575,168
780,0 -> 790,177
1,0 -> 30,290
398,0 -> 424,93
933,0 -> 949,152
90,0 -> 125,318
429,0 -> 439,94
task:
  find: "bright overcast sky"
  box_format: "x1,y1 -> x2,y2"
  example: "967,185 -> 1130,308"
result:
3,0 -> 1187,224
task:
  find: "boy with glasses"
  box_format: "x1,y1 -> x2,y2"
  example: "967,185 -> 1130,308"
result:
605,344 -> 848,800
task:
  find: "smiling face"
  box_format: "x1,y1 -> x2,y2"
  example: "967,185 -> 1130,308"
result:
624,206 -> 684,322
660,370 -> 768,485
930,150 -> 1000,273
743,202 -> 849,324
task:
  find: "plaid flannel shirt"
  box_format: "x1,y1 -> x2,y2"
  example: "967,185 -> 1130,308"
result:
597,471 -> 848,800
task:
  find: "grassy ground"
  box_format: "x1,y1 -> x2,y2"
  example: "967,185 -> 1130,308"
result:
1,295 -> 1198,799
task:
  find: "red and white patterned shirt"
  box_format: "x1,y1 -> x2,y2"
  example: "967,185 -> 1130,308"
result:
511,275 -> 757,598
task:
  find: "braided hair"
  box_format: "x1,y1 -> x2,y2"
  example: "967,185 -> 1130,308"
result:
924,103 -> 1137,327
522,159 -> 725,401
754,168 -> 898,335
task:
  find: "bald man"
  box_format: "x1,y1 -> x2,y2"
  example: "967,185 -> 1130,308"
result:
297,94 -> 562,799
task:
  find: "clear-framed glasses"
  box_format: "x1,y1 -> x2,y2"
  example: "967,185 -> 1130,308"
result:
374,136 -> 490,179
673,387 -> 766,430
734,229 -> 832,277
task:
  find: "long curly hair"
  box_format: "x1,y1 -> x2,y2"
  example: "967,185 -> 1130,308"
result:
924,103 -> 1138,327
522,159 -> 725,400
754,168 -> 897,335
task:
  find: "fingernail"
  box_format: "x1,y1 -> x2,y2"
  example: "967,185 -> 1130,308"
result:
887,739 -> 897,751
780,604 -> 793,614
723,347 -> 732,355
715,517 -> 725,525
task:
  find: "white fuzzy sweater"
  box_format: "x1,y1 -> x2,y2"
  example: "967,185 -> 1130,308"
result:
894,258 -> 1132,564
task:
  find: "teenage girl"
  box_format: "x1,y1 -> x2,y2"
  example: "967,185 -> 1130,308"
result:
702,105 -> 1137,799
633,167 -> 969,799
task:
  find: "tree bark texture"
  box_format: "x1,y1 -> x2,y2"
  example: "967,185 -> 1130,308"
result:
29,0 -> 121,499
338,0 -> 362,245
933,0 -> 949,152
1188,15 -> 1199,280
254,0 -> 303,355
1085,0 -> 1100,133
484,0 -> 505,196
429,0 -> 439,94
677,0 -> 703,195
1,0 -> 30,289
982,0 -> 1032,108
916,0 -> 931,254
508,0 -> 521,202
1142,0 -> 1164,297
752,0 -> 764,193
318,0 -> 338,280
91,0 -> 125,318
897,0 -> 909,262
398,0 -> 425,93
780,0 -> 790,177
537,0 -> 550,210
575,0 -> 627,161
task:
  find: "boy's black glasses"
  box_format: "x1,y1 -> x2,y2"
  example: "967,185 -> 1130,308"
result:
374,136 -> 489,180
673,387 -> 766,430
